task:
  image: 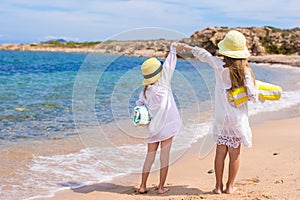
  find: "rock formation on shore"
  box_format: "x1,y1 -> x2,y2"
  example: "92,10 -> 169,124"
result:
186,26 -> 300,56
1,26 -> 299,66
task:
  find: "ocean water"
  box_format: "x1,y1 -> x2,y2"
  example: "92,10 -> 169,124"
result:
0,50 -> 300,200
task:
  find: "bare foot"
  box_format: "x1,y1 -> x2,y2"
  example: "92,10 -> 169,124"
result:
157,187 -> 169,194
225,186 -> 237,194
138,187 -> 147,194
213,183 -> 223,194
213,188 -> 222,194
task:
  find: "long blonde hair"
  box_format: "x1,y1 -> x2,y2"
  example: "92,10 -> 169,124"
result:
223,56 -> 255,91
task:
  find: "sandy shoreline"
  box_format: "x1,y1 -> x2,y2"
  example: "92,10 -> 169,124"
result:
37,115 -> 300,200
248,55 -> 300,67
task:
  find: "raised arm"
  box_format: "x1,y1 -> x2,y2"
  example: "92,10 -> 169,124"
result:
191,46 -> 224,69
159,43 -> 177,87
176,43 -> 224,69
176,43 -> 193,53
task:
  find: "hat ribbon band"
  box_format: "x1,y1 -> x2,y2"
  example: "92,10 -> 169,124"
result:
143,65 -> 162,79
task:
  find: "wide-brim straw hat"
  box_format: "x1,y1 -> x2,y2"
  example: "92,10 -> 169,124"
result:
218,30 -> 251,59
141,57 -> 162,86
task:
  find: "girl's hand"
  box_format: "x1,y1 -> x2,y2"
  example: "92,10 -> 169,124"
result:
171,42 -> 178,48
177,43 -> 193,53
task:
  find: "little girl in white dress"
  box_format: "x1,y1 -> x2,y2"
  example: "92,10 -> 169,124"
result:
136,43 -> 182,194
182,30 -> 260,194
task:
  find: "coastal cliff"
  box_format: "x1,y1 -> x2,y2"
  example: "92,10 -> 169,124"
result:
187,26 -> 300,56
1,26 -> 300,66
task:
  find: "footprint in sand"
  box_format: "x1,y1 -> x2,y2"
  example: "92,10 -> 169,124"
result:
237,177 -> 260,185
274,179 -> 284,184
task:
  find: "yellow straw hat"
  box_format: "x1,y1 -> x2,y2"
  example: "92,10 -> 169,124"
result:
141,57 -> 163,86
218,30 -> 250,59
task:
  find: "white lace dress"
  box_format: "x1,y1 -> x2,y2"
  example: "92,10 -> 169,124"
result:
192,47 -> 258,148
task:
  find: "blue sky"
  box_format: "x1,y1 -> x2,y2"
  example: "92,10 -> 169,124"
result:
0,0 -> 299,43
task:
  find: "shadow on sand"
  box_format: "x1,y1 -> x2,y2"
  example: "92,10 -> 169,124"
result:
70,182 -> 213,197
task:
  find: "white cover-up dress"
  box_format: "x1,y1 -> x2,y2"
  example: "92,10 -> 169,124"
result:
136,45 -> 181,143
192,47 -> 258,148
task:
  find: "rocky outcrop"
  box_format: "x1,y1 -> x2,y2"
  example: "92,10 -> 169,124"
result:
186,26 -> 300,56
0,27 -> 299,66
81,26 -> 300,59
0,40 -> 176,57
94,40 -> 177,57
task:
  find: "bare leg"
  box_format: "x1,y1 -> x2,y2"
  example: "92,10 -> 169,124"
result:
157,137 -> 173,194
214,144 -> 228,194
139,142 -> 159,193
225,145 -> 241,194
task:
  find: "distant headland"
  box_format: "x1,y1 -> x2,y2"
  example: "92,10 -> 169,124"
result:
1,26 -> 300,66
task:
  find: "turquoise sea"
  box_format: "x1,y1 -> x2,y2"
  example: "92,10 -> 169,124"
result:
0,50 -> 300,199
